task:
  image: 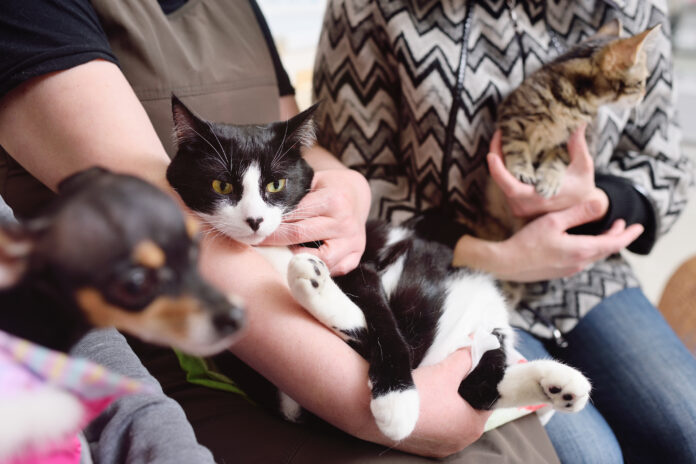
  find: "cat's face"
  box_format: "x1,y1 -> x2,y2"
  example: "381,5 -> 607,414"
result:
166,97 -> 315,245
552,20 -> 660,109
594,23 -> 661,107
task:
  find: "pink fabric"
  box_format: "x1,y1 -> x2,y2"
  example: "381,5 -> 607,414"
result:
0,331 -> 150,463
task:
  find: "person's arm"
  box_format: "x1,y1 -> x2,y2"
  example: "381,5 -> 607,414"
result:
0,59 -> 487,459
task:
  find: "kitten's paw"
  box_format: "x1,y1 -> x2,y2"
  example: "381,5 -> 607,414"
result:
534,171 -> 563,198
539,363 -> 591,413
370,388 -> 420,442
505,156 -> 536,186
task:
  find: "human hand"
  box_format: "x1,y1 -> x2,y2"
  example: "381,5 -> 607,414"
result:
262,167 -> 371,275
488,125 -> 607,218
491,198 -> 644,282
404,347 -> 491,457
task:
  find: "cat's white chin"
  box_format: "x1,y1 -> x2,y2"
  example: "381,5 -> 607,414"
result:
232,232 -> 268,245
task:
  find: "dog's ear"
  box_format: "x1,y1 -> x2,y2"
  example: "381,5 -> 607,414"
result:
57,167 -> 111,195
0,224 -> 34,288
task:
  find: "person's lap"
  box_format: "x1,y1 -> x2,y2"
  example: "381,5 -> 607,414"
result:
516,287 -> 696,463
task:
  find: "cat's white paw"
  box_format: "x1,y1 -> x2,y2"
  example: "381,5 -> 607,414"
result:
288,253 -> 329,301
539,363 -> 591,413
370,388 -> 420,442
287,253 -> 366,334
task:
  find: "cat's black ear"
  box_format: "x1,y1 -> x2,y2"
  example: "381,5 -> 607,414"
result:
172,94 -> 206,148
284,103 -> 320,150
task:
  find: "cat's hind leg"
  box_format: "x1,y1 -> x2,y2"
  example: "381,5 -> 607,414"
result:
495,359 -> 591,412
534,144 -> 570,198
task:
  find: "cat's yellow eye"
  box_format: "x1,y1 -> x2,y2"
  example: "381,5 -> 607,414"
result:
212,179 -> 233,195
266,178 -> 286,193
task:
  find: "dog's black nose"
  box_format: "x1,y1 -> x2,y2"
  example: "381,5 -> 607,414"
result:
245,217 -> 263,231
213,307 -> 245,335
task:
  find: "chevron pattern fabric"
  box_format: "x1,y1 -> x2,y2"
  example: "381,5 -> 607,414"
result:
313,0 -> 692,337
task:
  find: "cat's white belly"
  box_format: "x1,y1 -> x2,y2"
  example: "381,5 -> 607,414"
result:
419,271 -> 512,368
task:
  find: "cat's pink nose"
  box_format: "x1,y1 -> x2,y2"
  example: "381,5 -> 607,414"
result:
246,217 -> 264,231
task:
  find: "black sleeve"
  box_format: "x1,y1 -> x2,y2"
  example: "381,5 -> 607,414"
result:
248,0 -> 296,97
568,173 -> 657,254
0,0 -> 118,99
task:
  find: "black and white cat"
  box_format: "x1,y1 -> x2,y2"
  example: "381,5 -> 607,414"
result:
166,96 -> 591,441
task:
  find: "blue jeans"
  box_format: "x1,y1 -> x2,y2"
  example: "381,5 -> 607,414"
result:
516,288 -> 696,464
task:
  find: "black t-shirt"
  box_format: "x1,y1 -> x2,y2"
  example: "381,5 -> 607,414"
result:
0,0 -> 295,99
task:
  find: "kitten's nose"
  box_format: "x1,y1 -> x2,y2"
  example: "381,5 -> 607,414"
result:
246,217 -> 264,231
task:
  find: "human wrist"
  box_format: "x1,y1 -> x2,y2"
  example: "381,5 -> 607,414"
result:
452,235 -> 502,275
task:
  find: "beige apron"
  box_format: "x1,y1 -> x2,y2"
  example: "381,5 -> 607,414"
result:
0,0 -> 279,218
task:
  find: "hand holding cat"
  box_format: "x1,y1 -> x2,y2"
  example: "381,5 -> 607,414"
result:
487,125 -> 607,219
262,164 -> 371,275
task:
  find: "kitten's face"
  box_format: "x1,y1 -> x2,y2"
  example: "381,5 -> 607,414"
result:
166,97 -> 315,245
594,24 -> 661,107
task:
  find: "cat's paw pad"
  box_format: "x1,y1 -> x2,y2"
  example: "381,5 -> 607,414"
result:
540,364 -> 591,413
288,253 -> 329,298
370,388 -> 420,442
506,157 -> 536,186
534,172 -> 563,198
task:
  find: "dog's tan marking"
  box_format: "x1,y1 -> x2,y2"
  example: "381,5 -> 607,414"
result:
185,216 -> 201,239
75,288 -> 199,341
133,240 -> 166,269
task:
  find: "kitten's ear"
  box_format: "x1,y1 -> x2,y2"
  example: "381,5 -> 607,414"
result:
0,224 -> 33,288
285,103 -> 319,150
172,94 -> 206,148
593,19 -> 622,39
599,24 -> 662,71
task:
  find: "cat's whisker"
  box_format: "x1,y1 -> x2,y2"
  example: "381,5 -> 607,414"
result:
206,121 -> 230,164
181,122 -> 229,168
272,121 -> 290,167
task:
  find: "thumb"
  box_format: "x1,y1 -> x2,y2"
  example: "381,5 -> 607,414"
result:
550,198 -> 605,231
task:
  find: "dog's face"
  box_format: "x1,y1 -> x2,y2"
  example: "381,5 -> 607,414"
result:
0,168 -> 244,355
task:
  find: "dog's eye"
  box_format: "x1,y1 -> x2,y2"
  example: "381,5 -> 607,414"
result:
111,267 -> 158,308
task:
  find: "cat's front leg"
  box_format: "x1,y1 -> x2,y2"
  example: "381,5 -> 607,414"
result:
501,129 -> 536,186
534,144 -> 570,198
495,359 -> 591,412
287,253 -> 367,342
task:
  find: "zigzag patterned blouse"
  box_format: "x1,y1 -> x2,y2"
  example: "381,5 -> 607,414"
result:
313,0 -> 692,340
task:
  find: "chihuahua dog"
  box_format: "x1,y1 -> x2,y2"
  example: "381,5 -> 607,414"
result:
0,167 -> 244,355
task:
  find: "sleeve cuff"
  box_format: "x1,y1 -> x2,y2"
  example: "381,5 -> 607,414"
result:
568,173 -> 657,254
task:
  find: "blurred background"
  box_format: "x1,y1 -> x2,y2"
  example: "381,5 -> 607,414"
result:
257,0 -> 696,298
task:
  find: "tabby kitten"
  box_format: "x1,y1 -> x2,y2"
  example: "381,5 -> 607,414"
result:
166,97 -> 591,442
498,20 -> 660,198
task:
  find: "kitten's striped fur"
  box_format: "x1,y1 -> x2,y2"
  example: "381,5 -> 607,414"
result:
497,20 -> 660,198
